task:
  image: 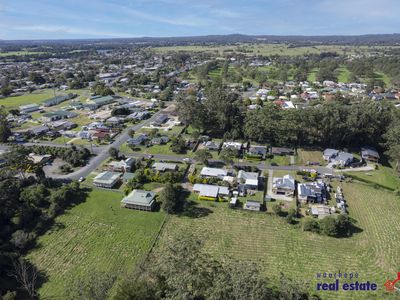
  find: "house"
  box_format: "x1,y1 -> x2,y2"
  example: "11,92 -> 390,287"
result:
244,200 -> 261,211
19,104 -> 40,113
28,153 -> 51,164
333,152 -> 354,167
152,162 -> 178,172
127,111 -> 150,121
127,134 -> 149,146
121,189 -> 156,211
29,125 -> 50,136
151,136 -> 169,145
152,114 -> 168,126
361,147 -> 380,162
323,149 -> 339,161
310,205 -> 332,219
86,95 -> 116,109
93,171 -> 122,188
270,147 -> 294,156
272,175 -> 295,196
107,158 -> 136,172
92,131 -> 110,141
246,145 -> 267,160
297,181 -> 326,203
193,184 -> 230,201
106,116 -> 125,125
200,167 -> 227,179
48,120 -> 76,130
43,94 -> 76,107
78,130 -> 91,140
204,141 -> 220,151
222,141 -> 242,151
237,170 -> 259,190
41,110 -> 78,122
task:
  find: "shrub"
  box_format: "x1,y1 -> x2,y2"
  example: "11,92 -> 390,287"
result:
272,204 -> 282,215
302,218 -> 320,233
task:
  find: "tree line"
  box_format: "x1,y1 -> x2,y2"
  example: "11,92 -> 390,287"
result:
177,82 -> 400,167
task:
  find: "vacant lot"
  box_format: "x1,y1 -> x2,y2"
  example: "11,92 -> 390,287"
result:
153,182 -> 400,299
27,188 -> 165,298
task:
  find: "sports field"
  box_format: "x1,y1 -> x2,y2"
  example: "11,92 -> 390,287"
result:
27,188 -> 165,298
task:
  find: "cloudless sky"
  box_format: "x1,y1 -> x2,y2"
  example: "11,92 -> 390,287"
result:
0,0 -> 399,40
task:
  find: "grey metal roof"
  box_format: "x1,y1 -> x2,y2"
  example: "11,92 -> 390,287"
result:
121,189 -> 156,206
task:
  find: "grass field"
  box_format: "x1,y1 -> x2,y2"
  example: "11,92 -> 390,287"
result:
27,188 -> 165,298
0,90 -> 55,108
343,165 -> 400,191
337,66 -> 352,83
153,182 -> 400,299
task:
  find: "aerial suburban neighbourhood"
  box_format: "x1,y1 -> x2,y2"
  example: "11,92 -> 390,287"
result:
1,1 -> 400,299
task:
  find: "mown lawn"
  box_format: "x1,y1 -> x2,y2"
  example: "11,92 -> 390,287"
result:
0,90 -> 55,108
153,182 -> 400,299
337,66 -> 352,83
26,188 -> 165,298
344,165 -> 400,191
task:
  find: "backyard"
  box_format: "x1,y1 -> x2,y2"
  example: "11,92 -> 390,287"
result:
26,188 -> 165,298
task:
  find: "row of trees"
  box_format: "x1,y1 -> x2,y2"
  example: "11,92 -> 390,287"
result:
177,82 -> 398,156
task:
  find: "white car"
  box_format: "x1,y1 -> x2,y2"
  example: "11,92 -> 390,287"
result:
78,177 -> 85,182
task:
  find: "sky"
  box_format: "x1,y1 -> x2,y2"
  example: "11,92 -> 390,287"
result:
0,0 -> 399,40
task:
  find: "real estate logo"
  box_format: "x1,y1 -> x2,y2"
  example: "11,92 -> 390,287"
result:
384,272 -> 400,292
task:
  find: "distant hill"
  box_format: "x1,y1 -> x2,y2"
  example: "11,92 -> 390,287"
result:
1,33 -> 400,47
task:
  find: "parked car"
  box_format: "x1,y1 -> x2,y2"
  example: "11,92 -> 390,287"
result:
78,177 -> 85,182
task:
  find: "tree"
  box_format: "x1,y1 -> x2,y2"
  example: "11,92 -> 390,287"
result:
320,216 -> 338,237
170,136 -> 186,154
0,108 -> 11,142
195,149 -> 212,165
335,214 -> 352,237
128,129 -> 135,138
302,218 -> 320,233
108,147 -> 119,160
219,148 -> 237,167
92,81 -> 114,96
11,258 -> 38,299
160,183 -> 181,214
286,208 -> 297,224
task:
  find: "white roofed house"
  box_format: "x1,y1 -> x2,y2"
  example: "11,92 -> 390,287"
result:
323,149 -> 339,161
152,162 -> 178,172
107,157 -> 136,173
200,167 -> 227,179
237,170 -> 260,190
333,152 -> 354,168
272,175 -> 295,196
93,171 -> 122,188
193,184 -> 230,201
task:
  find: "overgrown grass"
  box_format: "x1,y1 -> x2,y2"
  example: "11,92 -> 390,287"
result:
153,182 -> 400,299
27,188 -> 165,298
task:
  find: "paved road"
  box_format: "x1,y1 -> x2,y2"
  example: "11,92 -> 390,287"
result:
49,108 -> 170,180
